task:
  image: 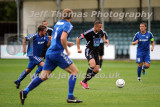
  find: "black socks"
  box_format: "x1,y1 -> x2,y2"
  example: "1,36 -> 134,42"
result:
83,67 -> 97,83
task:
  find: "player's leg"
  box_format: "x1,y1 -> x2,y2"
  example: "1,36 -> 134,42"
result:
99,56 -> 103,71
58,53 -> 82,103
14,68 -> 33,89
82,48 -> 96,83
92,53 -> 100,78
83,58 -> 96,82
142,52 -> 150,75
14,57 -> 37,89
136,53 -> 143,81
99,43 -> 104,71
19,70 -> 52,105
23,70 -> 52,95
19,55 -> 55,105
137,63 -> 143,81
33,56 -> 44,79
80,58 -> 96,89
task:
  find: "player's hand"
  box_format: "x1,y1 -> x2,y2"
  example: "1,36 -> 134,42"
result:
105,40 -> 109,47
68,42 -> 75,47
23,49 -> 26,55
48,36 -> 52,41
135,40 -> 138,44
151,47 -> 154,51
77,49 -> 82,53
66,50 -> 71,56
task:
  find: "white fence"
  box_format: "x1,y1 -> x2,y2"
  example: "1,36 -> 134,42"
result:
129,45 -> 160,60
0,45 -> 116,60
1,45 -> 160,60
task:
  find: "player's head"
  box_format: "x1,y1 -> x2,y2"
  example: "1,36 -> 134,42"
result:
42,20 -> 48,28
94,20 -> 102,32
62,8 -> 73,21
140,22 -> 147,32
38,25 -> 46,36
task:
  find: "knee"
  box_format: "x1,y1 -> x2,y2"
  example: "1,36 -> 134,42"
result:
138,63 -> 143,68
41,77 -> 48,81
94,69 -> 99,73
40,75 -> 48,81
26,69 -> 32,74
145,64 -> 150,68
40,72 -> 49,81
90,63 -> 96,69
71,69 -> 79,75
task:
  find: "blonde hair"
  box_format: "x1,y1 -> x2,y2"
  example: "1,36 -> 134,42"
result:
62,8 -> 73,20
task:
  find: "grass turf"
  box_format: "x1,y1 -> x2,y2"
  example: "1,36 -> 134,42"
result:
0,59 -> 160,107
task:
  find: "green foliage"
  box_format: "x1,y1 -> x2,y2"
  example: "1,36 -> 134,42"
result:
0,2 -> 17,21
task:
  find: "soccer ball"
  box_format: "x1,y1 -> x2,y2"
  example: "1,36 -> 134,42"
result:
116,79 -> 125,88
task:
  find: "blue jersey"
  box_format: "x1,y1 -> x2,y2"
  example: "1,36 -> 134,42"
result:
46,20 -> 73,54
133,31 -> 154,52
26,32 -> 49,56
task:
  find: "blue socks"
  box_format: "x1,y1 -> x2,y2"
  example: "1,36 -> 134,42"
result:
34,66 -> 43,76
24,76 -> 43,95
23,74 -> 77,98
17,70 -> 28,83
68,75 -> 77,99
137,66 -> 142,77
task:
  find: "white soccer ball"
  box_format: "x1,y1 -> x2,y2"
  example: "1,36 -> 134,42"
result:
116,79 -> 125,88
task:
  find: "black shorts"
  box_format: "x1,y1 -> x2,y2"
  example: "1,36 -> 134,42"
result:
85,48 -> 100,65
40,48 -> 47,58
99,43 -> 104,56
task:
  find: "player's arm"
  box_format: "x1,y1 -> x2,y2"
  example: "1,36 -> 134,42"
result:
67,42 -> 74,47
132,33 -> 138,45
151,38 -> 155,51
132,40 -> 138,45
102,35 -> 109,47
61,31 -> 70,56
22,37 -> 27,55
76,34 -> 84,53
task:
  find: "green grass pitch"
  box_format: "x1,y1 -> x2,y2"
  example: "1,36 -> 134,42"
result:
0,59 -> 160,107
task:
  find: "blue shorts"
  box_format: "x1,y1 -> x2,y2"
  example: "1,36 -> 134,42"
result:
43,52 -> 73,71
27,56 -> 43,70
136,51 -> 150,64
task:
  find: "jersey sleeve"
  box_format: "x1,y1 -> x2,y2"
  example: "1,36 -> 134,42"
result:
25,34 -> 36,41
149,32 -> 154,42
63,23 -> 73,34
103,31 -> 108,39
78,34 -> 85,40
78,29 -> 91,40
132,32 -> 139,42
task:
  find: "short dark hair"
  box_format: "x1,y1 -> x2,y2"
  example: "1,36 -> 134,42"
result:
62,8 -> 73,20
140,22 -> 147,27
38,25 -> 46,32
42,20 -> 47,24
94,20 -> 102,26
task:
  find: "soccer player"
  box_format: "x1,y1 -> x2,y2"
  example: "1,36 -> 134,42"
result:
40,20 -> 53,59
19,9 -> 82,105
132,22 -> 155,81
32,20 -> 53,78
76,20 -> 108,89
14,25 -> 51,89
99,30 -> 109,71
